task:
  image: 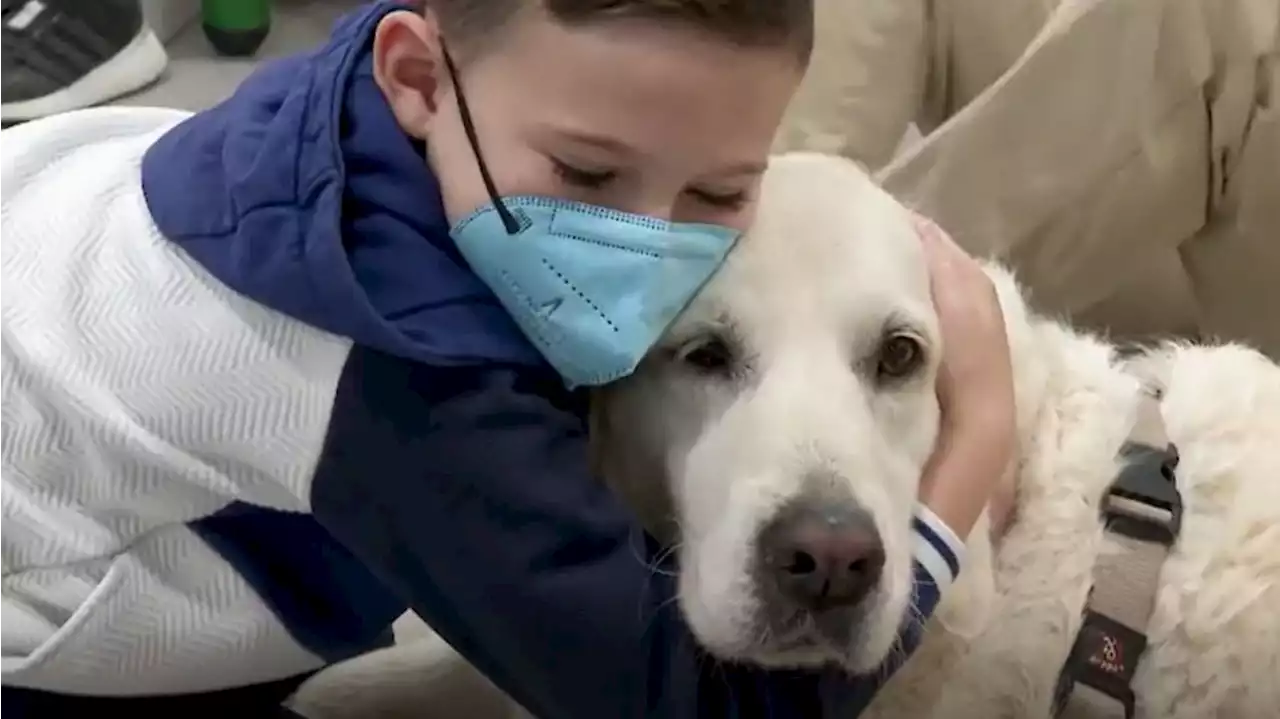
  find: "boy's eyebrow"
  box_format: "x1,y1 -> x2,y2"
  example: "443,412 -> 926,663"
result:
549,127 -> 766,176
715,161 -> 768,178
553,128 -> 637,155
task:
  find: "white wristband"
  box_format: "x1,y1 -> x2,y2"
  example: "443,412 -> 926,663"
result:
912,504 -> 965,591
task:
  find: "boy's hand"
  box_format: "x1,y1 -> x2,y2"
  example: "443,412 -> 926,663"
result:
913,217 -> 1017,539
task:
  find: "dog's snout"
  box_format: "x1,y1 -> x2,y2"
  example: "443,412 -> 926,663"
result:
758,500 -> 885,612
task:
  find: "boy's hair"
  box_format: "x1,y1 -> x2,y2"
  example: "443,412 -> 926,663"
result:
412,0 -> 813,65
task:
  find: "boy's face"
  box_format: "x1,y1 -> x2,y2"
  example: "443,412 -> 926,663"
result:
373,10 -> 804,230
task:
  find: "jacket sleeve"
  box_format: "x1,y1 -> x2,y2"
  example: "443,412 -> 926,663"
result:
308,346 -> 962,718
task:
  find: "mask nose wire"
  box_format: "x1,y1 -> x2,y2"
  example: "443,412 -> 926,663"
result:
442,44 -> 522,235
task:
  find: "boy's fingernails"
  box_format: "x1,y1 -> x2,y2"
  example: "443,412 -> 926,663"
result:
911,214 -> 941,240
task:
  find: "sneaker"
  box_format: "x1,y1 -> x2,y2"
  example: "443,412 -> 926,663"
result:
2,0 -> 168,124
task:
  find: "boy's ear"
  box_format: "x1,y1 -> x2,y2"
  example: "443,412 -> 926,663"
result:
372,10 -> 447,140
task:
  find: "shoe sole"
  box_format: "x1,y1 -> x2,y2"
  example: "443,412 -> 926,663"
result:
2,26 -> 168,122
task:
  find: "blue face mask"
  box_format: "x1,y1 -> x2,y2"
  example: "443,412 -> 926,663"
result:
442,47 -> 741,387
450,198 -> 739,387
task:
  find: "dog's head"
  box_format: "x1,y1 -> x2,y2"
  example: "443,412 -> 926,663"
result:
595,153 -> 945,672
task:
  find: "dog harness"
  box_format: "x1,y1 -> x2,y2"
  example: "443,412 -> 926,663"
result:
1053,373 -> 1183,719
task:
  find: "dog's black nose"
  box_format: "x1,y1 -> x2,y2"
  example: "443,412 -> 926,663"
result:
758,500 -> 885,611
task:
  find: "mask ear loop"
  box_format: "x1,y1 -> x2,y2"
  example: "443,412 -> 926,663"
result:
442,44 -> 523,235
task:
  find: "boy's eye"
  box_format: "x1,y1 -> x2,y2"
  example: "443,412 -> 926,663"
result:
550,157 -> 616,189
689,188 -> 748,210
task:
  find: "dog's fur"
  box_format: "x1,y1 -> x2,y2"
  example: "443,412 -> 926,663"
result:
592,153 -> 1280,718
293,152 -> 1280,719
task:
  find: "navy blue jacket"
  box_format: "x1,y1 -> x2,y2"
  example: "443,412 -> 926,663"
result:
138,3 -> 942,716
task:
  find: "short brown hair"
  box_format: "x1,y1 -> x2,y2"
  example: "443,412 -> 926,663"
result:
415,0 -> 813,65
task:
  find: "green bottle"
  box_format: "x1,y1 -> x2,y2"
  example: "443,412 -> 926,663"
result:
201,0 -> 271,57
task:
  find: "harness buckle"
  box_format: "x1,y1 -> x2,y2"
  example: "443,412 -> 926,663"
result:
1104,442 -> 1182,547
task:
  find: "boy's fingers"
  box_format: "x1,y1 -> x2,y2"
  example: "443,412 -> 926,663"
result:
913,214 -> 975,303
913,214 -> 970,272
913,216 -> 948,276
912,215 -> 947,249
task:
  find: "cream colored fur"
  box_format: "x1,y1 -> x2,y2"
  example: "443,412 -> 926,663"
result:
292,153 -> 1280,718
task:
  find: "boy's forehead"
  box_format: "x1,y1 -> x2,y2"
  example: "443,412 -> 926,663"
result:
467,12 -> 802,161
481,11 -> 797,93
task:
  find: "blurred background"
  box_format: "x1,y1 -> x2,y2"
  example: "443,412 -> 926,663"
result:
125,0 -> 351,110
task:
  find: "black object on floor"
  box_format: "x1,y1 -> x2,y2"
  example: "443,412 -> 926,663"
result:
1,0 -> 168,122
1,672 -> 315,717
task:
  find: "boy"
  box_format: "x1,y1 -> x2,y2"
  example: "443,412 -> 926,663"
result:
1,1 -> 1014,716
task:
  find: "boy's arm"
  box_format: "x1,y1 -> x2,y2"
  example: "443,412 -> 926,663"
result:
309,347 -> 961,718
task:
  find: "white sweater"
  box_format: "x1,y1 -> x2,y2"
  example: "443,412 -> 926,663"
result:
2,108 -> 356,694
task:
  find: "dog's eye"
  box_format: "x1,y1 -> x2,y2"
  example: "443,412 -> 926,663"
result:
677,335 -> 735,375
877,334 -> 924,380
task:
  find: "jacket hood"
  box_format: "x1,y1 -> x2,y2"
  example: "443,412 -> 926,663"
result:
141,1 -> 542,368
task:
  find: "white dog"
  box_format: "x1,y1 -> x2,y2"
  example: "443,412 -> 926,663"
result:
591,152 -> 1280,719
293,152 -> 1280,719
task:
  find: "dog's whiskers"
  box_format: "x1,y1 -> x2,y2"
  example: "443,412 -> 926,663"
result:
627,526 -> 683,579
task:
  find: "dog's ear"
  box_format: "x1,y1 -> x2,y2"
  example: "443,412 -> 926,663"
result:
586,387 -> 682,545
586,387 -> 641,498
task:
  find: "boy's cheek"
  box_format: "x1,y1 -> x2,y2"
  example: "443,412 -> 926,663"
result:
425,120 -> 563,225
436,181 -> 491,227
434,156 -> 567,227
424,137 -> 498,226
